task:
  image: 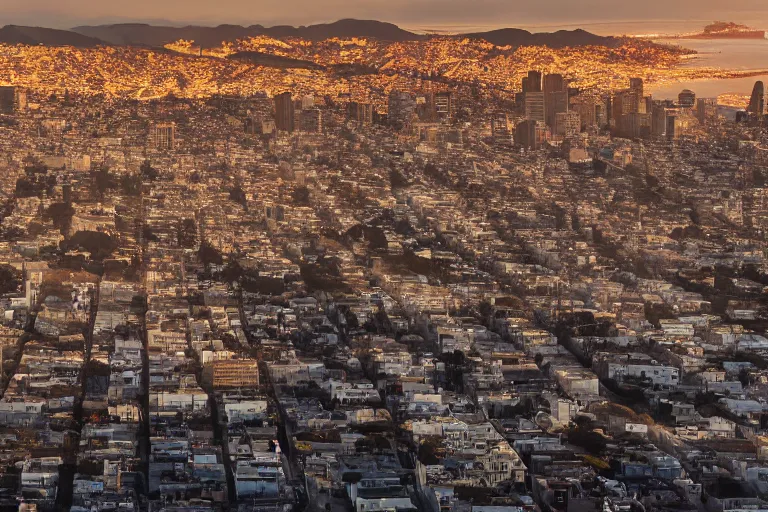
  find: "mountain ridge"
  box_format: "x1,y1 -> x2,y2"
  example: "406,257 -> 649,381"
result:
0,25 -> 105,47
70,19 -> 623,48
0,19 -> 625,49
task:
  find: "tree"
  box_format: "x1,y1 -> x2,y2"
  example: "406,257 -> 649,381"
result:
142,225 -> 159,242
417,436 -> 443,465
177,218 -> 197,249
62,231 -> 117,261
229,185 -> 248,209
220,260 -> 244,284
120,173 -> 142,196
91,167 -> 115,198
43,202 -> 75,233
140,160 -> 160,181
389,168 -> 408,189
0,265 -> 20,294
198,242 -> 223,267
292,186 -> 311,206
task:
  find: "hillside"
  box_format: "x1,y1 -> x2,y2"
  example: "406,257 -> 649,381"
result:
72,19 -> 622,49
71,23 -> 263,48
0,25 -> 105,47
461,28 -> 623,49
73,19 -> 423,47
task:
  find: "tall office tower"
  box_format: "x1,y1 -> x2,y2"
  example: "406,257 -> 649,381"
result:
596,102 -> 607,128
665,114 -> 678,141
416,93 -> 434,122
664,111 -> 694,141
490,111 -> 510,139
651,103 -> 669,138
0,87 -> 14,114
346,102 -> 374,126
546,91 -> 569,128
274,91 -> 295,133
514,120 -> 548,149
678,89 -> 696,108
626,112 -> 651,139
524,92 -> 546,123
748,81 -> 765,118
0,86 -> 25,114
299,109 -> 323,133
388,90 -> 416,129
571,97 -> 598,131
554,111 -> 581,138
640,96 -> 652,114
629,78 -> 644,104
612,91 -> 627,128
149,122 -> 176,150
543,73 -> 568,127
522,70 -> 543,93
300,95 -> 315,110
434,91 -> 453,121
543,74 -> 565,95
696,98 -> 718,123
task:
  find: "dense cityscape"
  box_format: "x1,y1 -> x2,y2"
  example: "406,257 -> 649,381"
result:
0,14 -> 767,512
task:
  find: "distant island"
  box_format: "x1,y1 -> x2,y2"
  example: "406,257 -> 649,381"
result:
684,21 -> 766,40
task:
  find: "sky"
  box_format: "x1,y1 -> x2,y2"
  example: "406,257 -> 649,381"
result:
4,0 -> 768,34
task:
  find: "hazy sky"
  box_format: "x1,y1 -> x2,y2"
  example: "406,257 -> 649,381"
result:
5,0 -> 768,33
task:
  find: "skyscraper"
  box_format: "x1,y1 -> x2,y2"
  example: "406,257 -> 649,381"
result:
554,111 -> 581,138
543,74 -> 568,129
626,112 -> 651,139
612,90 -> 633,131
434,91 -> 453,121
149,122 -> 176,150
388,90 -> 416,129
571,96 -> 599,131
629,78 -> 644,105
490,111 -> 510,140
748,81 -> 765,118
543,74 -> 565,95
522,70 -> 542,93
678,89 -> 696,109
651,103 -> 669,138
299,109 -> 323,133
696,98 -> 718,123
524,92 -> 546,124
274,91 -> 295,133
347,102 -> 374,126
666,113 -> 678,141
0,86 -> 25,114
514,120 -> 548,149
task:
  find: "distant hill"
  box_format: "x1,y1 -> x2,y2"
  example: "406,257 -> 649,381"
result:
72,19 -> 621,49
0,25 -> 105,47
0,20 -> 630,50
270,19 -> 424,41
460,28 -> 623,48
73,19 -> 423,47
71,23 -> 262,48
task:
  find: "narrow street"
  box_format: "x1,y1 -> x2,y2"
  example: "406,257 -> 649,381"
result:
55,281 -> 99,511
